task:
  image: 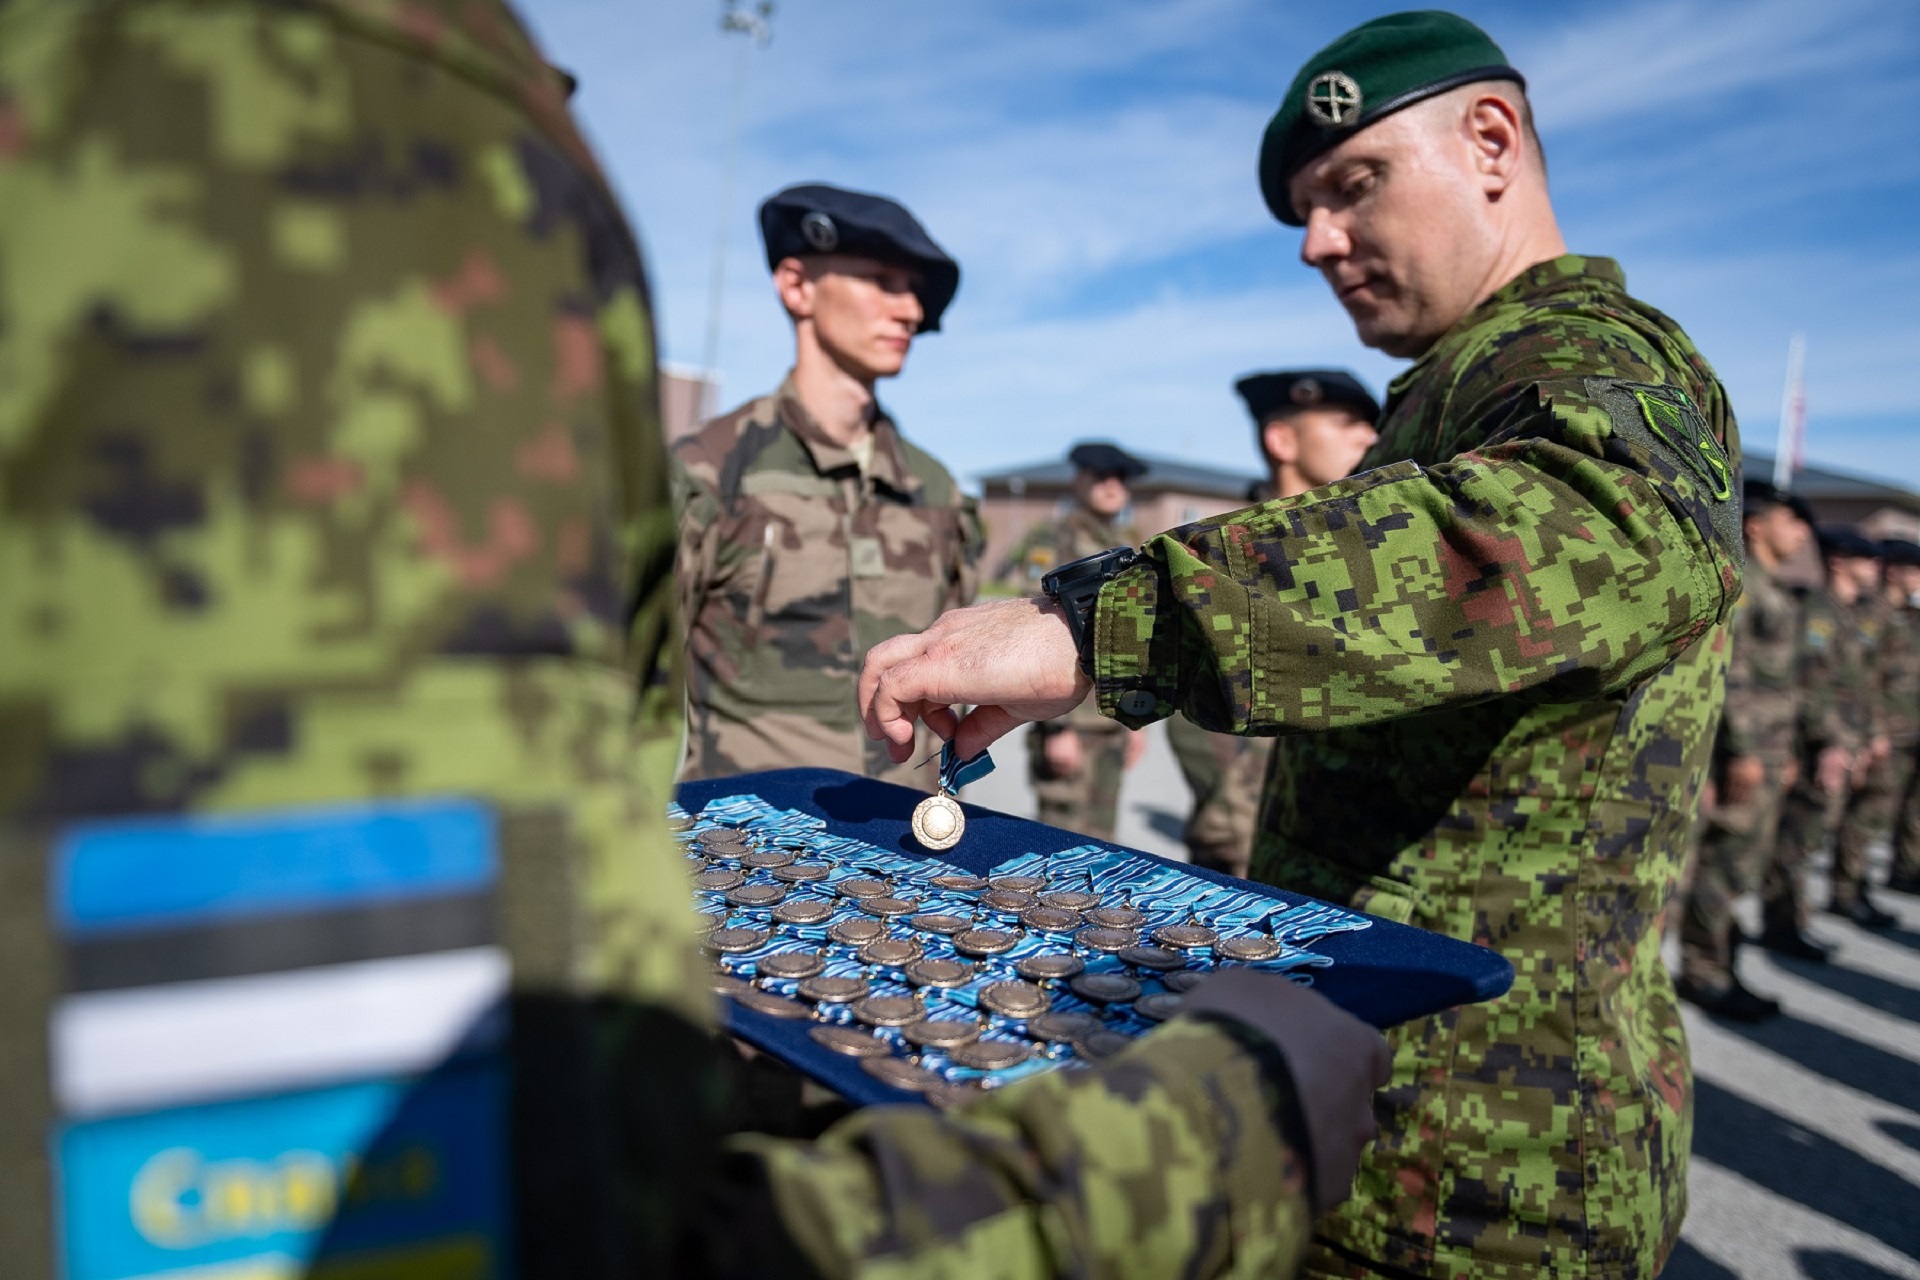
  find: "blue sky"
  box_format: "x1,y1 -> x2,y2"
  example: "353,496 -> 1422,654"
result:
520,0 -> 1920,490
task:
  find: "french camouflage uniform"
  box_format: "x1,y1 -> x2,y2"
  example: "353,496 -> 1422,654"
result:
1768,589 -> 1873,931
1000,506 -> 1138,840
673,380 -> 982,789
1833,594 -> 1920,906
0,3 -> 1327,1277
1094,255 -> 1741,1280
1679,555 -> 1801,990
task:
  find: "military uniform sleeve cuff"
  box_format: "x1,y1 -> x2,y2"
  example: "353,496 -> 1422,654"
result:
1091,556 -> 1180,728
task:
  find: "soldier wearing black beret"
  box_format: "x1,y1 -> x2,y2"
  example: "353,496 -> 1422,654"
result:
997,442 -> 1150,840
672,183 -> 982,787
1233,370 -> 1380,503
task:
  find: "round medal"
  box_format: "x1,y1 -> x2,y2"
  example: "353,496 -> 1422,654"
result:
902,1018 -> 981,1050
810,1025 -> 890,1058
726,883 -> 786,908
695,868 -> 745,891
989,875 -> 1047,892
1040,889 -> 1098,911
798,975 -> 870,1003
1028,1010 -> 1102,1043
862,1057 -> 944,1093
1070,972 -> 1141,1004
860,896 -> 919,918
743,849 -> 796,870
836,877 -> 891,899
1015,952 -> 1085,982
910,793 -> 966,851
927,1081 -> 982,1110
930,874 -> 988,892
1216,935 -> 1282,962
697,829 -> 747,851
772,898 -> 832,926
772,862 -> 831,883
696,910 -> 727,933
709,973 -> 753,997
705,927 -> 769,955
953,928 -> 1020,957
904,957 -> 975,988
1075,1029 -> 1133,1060
1074,926 -> 1136,953
1085,905 -> 1145,930
1135,992 -> 1186,1022
1020,906 -> 1081,933
1152,923 -> 1219,951
858,938 -> 923,967
979,980 -> 1050,1018
730,989 -> 810,1020
1162,970 -> 1206,993
908,913 -> 971,936
979,889 -> 1037,913
1117,946 -> 1183,972
757,950 -> 826,981
827,918 -> 886,946
947,1039 -> 1033,1071
851,995 -> 922,1028
666,815 -> 696,832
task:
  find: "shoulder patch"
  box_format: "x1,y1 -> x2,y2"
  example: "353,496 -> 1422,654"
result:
1585,376 -> 1740,561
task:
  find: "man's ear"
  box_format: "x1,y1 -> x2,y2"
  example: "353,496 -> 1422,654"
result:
1464,91 -> 1523,194
1262,419 -> 1298,466
773,257 -> 815,321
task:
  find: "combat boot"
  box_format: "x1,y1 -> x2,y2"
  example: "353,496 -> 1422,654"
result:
1884,871 -> 1920,896
1756,925 -> 1834,963
1676,974 -> 1782,1022
1832,894 -> 1898,929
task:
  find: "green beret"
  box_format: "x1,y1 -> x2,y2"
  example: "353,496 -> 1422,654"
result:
1258,11 -> 1523,226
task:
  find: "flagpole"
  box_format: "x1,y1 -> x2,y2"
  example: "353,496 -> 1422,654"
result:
1773,333 -> 1806,491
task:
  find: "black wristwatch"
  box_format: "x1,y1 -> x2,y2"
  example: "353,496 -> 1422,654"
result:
1041,546 -> 1139,679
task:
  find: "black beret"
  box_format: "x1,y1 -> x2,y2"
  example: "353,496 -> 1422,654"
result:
1817,525 -> 1881,559
1881,539 -> 1920,568
759,183 -> 960,333
1068,442 -> 1148,480
1742,479 -> 1815,527
1235,369 -> 1381,426
1258,11 -> 1524,226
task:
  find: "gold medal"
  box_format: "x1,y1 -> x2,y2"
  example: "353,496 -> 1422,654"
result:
911,792 -> 966,851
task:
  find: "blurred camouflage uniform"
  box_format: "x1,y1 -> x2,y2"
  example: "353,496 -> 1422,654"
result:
1000,506 -> 1137,840
1833,593 -> 1920,906
1095,257 -> 1740,1279
0,2 -> 1324,1276
1168,712 -> 1270,877
1767,589 -> 1872,932
673,382 -> 981,789
1680,553 -> 1800,990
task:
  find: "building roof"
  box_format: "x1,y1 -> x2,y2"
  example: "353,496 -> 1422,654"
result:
1748,451 -> 1920,512
977,452 -> 1259,500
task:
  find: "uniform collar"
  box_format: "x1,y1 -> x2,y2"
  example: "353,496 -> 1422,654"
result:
1388,254 -> 1626,399
774,374 -> 921,495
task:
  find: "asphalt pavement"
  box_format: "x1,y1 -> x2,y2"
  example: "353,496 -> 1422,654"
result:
963,720 -> 1920,1280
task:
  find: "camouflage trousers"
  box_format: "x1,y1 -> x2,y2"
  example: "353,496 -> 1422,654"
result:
1681,757 -> 1790,988
1769,766 -> 1849,933
1166,716 -> 1269,878
1895,758 -> 1920,883
1028,724 -> 1127,842
1833,741 -> 1920,906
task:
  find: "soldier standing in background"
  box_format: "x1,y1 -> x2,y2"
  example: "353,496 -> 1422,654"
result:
674,185 -> 982,788
1677,482 -> 1812,1017
1769,529 -> 1881,938
997,442 -> 1148,840
1828,539 -> 1920,925
0,3 -> 1394,1276
1169,371 -> 1379,876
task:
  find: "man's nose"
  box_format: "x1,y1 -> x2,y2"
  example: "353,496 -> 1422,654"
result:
1300,207 -> 1348,268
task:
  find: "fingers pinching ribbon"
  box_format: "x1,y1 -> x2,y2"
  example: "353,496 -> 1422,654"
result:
911,743 -> 994,851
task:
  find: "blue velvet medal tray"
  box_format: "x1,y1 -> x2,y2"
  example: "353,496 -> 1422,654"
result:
674,767 -> 1512,1107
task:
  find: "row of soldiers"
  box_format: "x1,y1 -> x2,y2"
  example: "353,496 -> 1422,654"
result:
1678,483 -> 1920,1019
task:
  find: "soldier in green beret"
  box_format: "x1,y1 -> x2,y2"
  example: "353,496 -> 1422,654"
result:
863,11 -> 1741,1280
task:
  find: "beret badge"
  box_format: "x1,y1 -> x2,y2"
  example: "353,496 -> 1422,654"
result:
800,211 -> 840,252
1289,377 -> 1324,406
1305,71 -> 1363,126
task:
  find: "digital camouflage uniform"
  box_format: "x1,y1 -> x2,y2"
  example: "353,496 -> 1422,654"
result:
0,3 -> 1325,1276
1093,257 -> 1741,1280
1768,589 -> 1872,931
1000,505 -> 1137,840
1680,555 -> 1800,990
1832,594 -> 1920,906
673,381 -> 981,790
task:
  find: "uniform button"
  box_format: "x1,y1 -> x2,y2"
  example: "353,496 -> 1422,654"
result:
1119,690 -> 1156,717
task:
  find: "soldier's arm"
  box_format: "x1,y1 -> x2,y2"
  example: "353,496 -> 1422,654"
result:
725,1016 -> 1319,1279
1088,350 -> 1741,736
670,443 -> 723,645
949,493 -> 987,610
1718,592 -> 1765,759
